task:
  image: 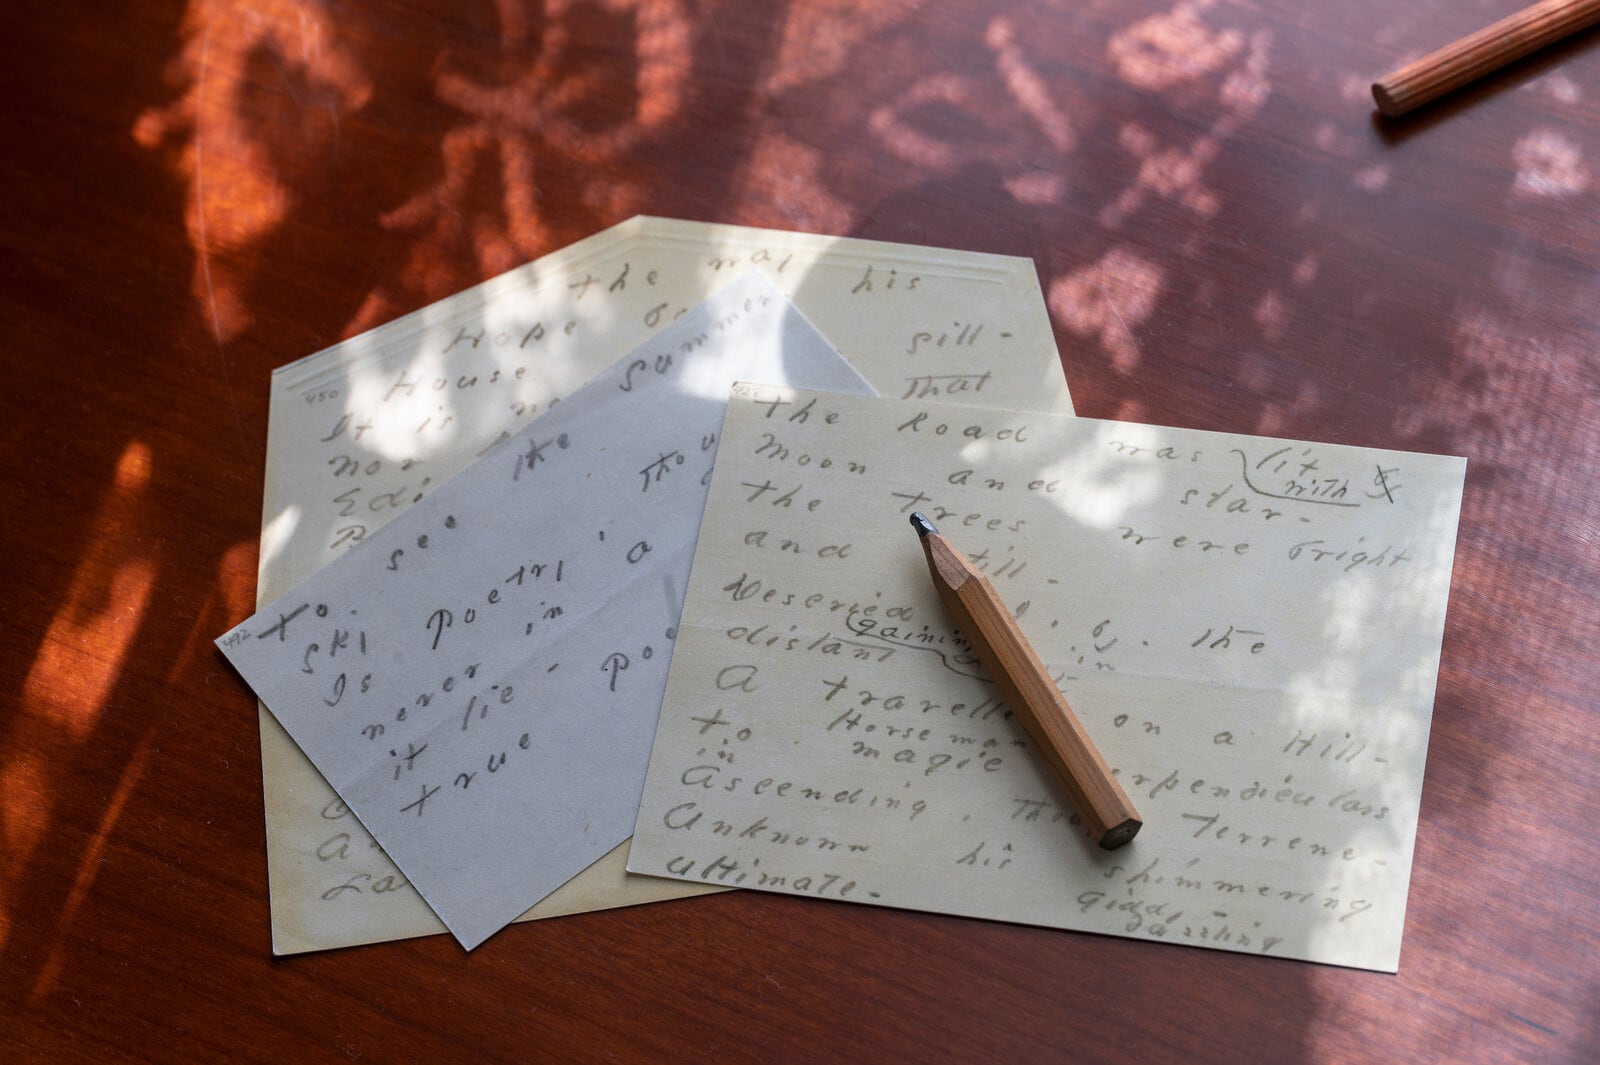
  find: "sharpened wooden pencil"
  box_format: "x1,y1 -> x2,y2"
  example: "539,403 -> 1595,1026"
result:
911,513 -> 1142,851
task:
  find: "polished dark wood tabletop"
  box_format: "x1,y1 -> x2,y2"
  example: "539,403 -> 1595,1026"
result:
4,1 -> 1598,1061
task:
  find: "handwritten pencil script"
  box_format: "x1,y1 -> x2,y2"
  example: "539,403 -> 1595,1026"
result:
220,275 -> 873,949
628,386 -> 1466,972
256,216 -> 1069,954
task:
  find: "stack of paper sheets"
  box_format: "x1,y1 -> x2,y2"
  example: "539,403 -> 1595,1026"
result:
219,217 -> 1463,971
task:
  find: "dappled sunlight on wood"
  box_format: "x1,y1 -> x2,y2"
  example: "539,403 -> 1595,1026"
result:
764,0 -> 926,94
1,443 -> 157,954
1048,248 -> 1165,375
732,133 -> 856,232
1511,127 -> 1590,198
986,18 -> 1076,154
21,443 -> 156,742
377,0 -> 692,301
25,540 -> 258,1005
132,0 -> 372,342
869,74 -> 978,171
1100,21 -> 1271,231
1107,1 -> 1244,92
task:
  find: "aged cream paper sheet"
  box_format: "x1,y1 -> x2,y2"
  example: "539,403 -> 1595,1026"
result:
255,217 -> 1069,952
628,386 -> 1465,971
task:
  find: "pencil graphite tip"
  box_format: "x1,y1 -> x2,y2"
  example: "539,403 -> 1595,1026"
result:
909,512 -> 937,538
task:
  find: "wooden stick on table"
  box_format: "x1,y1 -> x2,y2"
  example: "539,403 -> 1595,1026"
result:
1372,0 -> 1600,116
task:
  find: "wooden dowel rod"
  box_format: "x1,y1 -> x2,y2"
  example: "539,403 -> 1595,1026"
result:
1372,0 -> 1600,116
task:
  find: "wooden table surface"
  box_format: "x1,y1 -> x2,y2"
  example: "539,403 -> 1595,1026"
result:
3,1 -> 1597,1062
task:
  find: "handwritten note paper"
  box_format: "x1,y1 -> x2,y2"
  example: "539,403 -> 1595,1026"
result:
255,217 -> 1070,953
220,276 -> 872,949
628,386 -> 1465,971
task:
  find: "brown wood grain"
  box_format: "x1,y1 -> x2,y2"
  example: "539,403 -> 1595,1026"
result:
3,1 -> 1598,1062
